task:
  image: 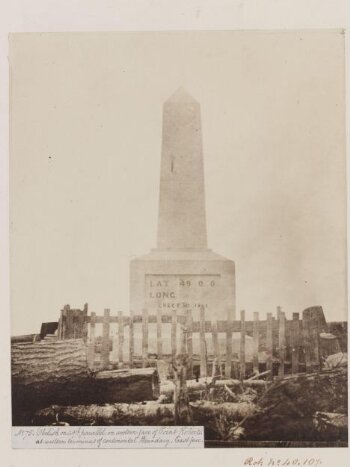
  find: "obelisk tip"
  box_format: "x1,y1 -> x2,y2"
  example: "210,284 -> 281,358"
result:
166,87 -> 198,104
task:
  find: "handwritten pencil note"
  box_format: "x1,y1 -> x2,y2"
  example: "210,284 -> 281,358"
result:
12,426 -> 204,449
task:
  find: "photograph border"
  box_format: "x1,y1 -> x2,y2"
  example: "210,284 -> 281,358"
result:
0,1 -> 349,467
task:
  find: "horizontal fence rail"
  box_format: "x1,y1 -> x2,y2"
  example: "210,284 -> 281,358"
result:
57,304 -> 331,380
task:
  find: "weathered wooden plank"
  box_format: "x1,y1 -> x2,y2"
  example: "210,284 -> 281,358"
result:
278,309 -> 286,378
82,304 -> 88,340
101,309 -> 110,369
157,308 -> 163,359
57,310 -> 63,340
171,311 -> 177,358
65,306 -> 74,339
240,310 -> 246,380
59,317 -> 63,340
72,311 -> 78,339
302,315 -> 312,373
72,308 -> 88,340
272,315 -> 277,361
73,310 -> 79,339
60,306 -> 67,339
142,308 -> 149,367
253,312 -> 259,374
87,311 -> 96,369
111,331 -> 118,363
266,312 -> 273,380
225,316 -> 233,378
129,311 -> 134,368
284,319 -> 293,362
117,310 -> 124,364
302,312 -> 312,373
199,306 -> 207,377
311,321 -> 320,369
211,320 -> 221,376
186,309 -> 193,378
291,312 -> 300,374
305,309 -> 321,370
62,310 -> 67,339
180,320 -> 187,355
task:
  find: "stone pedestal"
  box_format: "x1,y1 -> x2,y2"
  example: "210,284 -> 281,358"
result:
130,249 -> 235,321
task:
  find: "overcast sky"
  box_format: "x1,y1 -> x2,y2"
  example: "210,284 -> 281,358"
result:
10,30 -> 346,335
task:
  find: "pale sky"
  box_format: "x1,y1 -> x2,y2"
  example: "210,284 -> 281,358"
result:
10,31 -> 346,335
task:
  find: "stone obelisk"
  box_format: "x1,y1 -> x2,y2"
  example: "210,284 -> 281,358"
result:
130,88 -> 235,327
157,87 -> 207,249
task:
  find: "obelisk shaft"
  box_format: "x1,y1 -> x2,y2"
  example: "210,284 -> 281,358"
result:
157,88 -> 207,249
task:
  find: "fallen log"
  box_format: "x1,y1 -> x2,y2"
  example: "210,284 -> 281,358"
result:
12,339 -> 159,424
12,339 -> 90,384
34,403 -> 175,426
94,368 -> 159,403
12,339 -> 91,418
33,400 -> 257,426
11,334 -> 39,344
243,367 -> 348,442
160,377 -> 267,400
191,400 -> 257,420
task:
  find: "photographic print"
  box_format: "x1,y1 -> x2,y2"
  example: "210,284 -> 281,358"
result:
9,30 -> 347,448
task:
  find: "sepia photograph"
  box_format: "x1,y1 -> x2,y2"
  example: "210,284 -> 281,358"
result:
9,30 -> 347,449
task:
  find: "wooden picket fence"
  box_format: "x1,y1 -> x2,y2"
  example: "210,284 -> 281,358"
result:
57,304 -> 329,380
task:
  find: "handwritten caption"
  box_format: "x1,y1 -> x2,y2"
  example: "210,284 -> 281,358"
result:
244,457 -> 322,466
12,426 -> 204,449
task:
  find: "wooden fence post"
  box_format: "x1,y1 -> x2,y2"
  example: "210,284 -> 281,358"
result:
129,310 -> 134,368
171,311 -> 177,359
211,320 -> 221,376
118,310 -> 124,365
87,311 -> 96,370
240,310 -> 246,380
199,306 -> 207,378
266,312 -> 273,380
311,322 -> 320,370
73,308 -> 88,340
65,305 -> 73,339
82,303 -> 88,341
186,309 -> 193,379
112,327 -> 118,363
225,312 -> 233,378
157,308 -> 163,359
302,311 -> 312,373
57,308 -> 65,340
253,312 -> 259,375
278,308 -> 286,378
180,321 -> 187,355
142,308 -> 149,367
57,315 -> 62,340
58,304 -> 88,340
308,309 -> 321,370
291,312 -> 300,374
101,309 -> 110,370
